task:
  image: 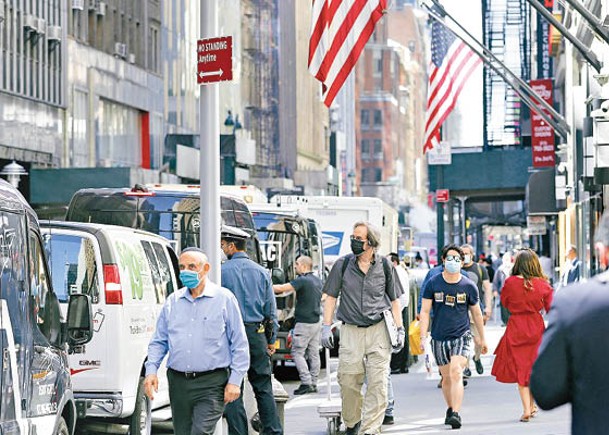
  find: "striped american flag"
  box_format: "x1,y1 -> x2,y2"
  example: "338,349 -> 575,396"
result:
423,7 -> 481,153
309,0 -> 387,107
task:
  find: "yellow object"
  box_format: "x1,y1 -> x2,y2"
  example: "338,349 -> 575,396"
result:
409,320 -> 423,355
274,339 -> 280,349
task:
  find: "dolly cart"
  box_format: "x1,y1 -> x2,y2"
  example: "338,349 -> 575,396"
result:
317,322 -> 342,435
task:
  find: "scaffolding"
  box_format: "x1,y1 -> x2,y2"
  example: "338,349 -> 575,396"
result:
483,0 -> 531,147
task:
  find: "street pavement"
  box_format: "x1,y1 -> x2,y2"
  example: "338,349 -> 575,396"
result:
281,320 -> 571,435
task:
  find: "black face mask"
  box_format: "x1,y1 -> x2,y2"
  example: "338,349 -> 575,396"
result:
350,238 -> 366,256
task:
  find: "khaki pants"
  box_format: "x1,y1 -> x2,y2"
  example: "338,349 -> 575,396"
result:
337,321 -> 391,434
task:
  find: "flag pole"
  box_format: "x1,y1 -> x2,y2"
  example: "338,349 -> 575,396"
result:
424,0 -> 570,137
424,5 -> 570,140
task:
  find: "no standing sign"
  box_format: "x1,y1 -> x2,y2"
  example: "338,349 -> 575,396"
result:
197,36 -> 233,84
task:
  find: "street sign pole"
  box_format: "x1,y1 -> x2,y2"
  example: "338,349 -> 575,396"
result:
200,0 -> 221,283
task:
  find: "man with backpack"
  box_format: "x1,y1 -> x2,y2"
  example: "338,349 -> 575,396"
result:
461,244 -> 492,375
320,221 -> 405,435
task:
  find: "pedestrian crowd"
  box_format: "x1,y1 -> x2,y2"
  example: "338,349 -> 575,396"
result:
142,211 -> 606,435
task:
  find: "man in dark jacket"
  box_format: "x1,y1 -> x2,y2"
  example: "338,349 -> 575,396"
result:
530,212 -> 609,434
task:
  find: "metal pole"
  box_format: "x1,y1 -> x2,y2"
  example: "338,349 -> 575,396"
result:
426,0 -> 570,136
525,0 -> 602,72
561,0 -> 609,45
200,1 -> 221,283
424,7 -> 570,140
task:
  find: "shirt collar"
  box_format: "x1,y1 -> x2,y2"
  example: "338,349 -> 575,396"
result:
231,252 -> 249,260
178,280 -> 219,301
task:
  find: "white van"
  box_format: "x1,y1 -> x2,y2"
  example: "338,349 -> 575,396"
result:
41,222 -> 181,435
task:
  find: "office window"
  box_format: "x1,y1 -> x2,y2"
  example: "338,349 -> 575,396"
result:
373,139 -> 383,158
361,139 -> 370,160
374,110 -> 382,128
373,50 -> 382,76
361,110 -> 370,129
362,167 -> 383,182
97,99 -> 142,167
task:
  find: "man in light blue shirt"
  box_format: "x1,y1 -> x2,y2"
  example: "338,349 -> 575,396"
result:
144,248 -> 249,435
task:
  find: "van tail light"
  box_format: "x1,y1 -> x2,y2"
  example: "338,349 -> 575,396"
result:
103,264 -> 123,305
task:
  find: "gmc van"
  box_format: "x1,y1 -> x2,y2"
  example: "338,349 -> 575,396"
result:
41,222 -> 181,435
65,184 -> 261,263
0,179 -> 93,435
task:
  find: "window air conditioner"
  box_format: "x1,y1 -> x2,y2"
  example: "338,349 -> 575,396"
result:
72,0 -> 85,10
37,18 -> 46,35
114,42 -> 127,58
128,53 -> 136,64
47,26 -> 62,42
97,1 -> 106,16
24,14 -> 38,33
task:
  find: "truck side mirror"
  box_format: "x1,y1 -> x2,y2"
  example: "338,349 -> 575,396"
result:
66,294 -> 93,346
271,267 -> 286,285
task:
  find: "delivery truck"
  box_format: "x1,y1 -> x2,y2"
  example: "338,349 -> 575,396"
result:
272,196 -> 399,268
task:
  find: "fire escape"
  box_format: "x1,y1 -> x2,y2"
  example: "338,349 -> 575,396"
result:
242,0 -> 280,178
483,0 -> 531,147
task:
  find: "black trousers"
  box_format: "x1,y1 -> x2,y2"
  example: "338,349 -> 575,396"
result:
167,368 -> 228,435
224,324 -> 283,435
390,307 -> 410,372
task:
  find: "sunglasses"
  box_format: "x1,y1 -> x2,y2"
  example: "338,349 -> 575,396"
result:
445,255 -> 462,262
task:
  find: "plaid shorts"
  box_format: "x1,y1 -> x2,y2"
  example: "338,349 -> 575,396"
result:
431,332 -> 473,367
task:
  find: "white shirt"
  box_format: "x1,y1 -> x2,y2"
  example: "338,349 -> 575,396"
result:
396,266 -> 410,308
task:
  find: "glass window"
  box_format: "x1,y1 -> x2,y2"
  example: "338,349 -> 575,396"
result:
374,139 -> 383,156
141,241 -> 164,304
43,233 -> 100,304
29,233 -> 61,346
97,99 -> 142,168
360,110 -> 370,129
70,90 -> 89,167
373,49 -> 383,76
152,242 -> 175,297
361,139 -> 370,154
374,110 -> 383,128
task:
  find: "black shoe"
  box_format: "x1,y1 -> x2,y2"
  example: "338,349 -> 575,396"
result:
463,367 -> 472,378
402,367 -> 409,374
391,368 -> 401,375
311,384 -> 318,393
447,411 -> 462,429
293,384 -> 314,395
463,379 -> 468,387
345,421 -> 361,435
474,357 -> 484,374
382,415 -> 394,425
444,407 -> 453,425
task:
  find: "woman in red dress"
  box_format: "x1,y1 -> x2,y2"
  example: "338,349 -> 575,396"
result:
491,249 -> 553,422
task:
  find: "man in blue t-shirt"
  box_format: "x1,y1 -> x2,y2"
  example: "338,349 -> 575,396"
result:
273,255 -> 322,395
419,244 -> 488,430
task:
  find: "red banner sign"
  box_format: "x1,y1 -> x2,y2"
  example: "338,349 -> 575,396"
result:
530,79 -> 555,168
436,189 -> 449,203
197,36 -> 233,84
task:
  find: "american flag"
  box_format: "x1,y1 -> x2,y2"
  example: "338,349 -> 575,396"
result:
309,0 -> 387,107
423,7 -> 481,153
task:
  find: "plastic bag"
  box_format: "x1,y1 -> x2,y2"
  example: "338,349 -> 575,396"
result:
408,320 -> 423,355
423,337 -> 434,374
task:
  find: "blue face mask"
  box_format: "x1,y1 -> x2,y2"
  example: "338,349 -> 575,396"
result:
445,260 -> 461,274
180,270 -> 202,289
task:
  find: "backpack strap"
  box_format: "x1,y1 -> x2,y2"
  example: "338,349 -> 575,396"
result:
341,253 -> 392,296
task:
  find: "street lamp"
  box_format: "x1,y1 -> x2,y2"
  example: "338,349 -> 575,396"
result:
0,161 -> 28,189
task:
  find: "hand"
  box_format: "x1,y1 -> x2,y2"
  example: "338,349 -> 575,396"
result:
321,324 -> 334,349
482,313 -> 489,325
392,326 -> 406,353
420,334 -> 427,353
224,383 -> 241,404
267,344 -> 276,356
144,374 -> 158,400
479,340 -> 489,354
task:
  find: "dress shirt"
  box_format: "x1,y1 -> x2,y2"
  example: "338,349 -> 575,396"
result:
145,281 -> 249,386
221,252 -> 278,342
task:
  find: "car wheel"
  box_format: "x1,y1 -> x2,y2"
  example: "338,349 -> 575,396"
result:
54,417 -> 69,435
129,377 -> 152,435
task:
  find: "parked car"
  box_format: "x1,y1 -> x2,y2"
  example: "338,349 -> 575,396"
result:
41,221 -> 181,435
0,179 -> 93,435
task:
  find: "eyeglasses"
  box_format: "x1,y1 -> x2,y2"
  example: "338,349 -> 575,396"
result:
445,255 -> 462,262
350,236 -> 366,242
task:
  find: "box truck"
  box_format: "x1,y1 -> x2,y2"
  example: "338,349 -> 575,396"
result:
272,196 -> 399,268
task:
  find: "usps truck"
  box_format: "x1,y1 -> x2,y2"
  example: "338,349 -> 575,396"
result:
272,196 -> 399,268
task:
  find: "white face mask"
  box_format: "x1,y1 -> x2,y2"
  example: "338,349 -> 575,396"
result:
464,254 -> 472,264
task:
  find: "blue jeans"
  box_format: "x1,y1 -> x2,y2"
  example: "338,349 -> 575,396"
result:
385,372 -> 394,417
